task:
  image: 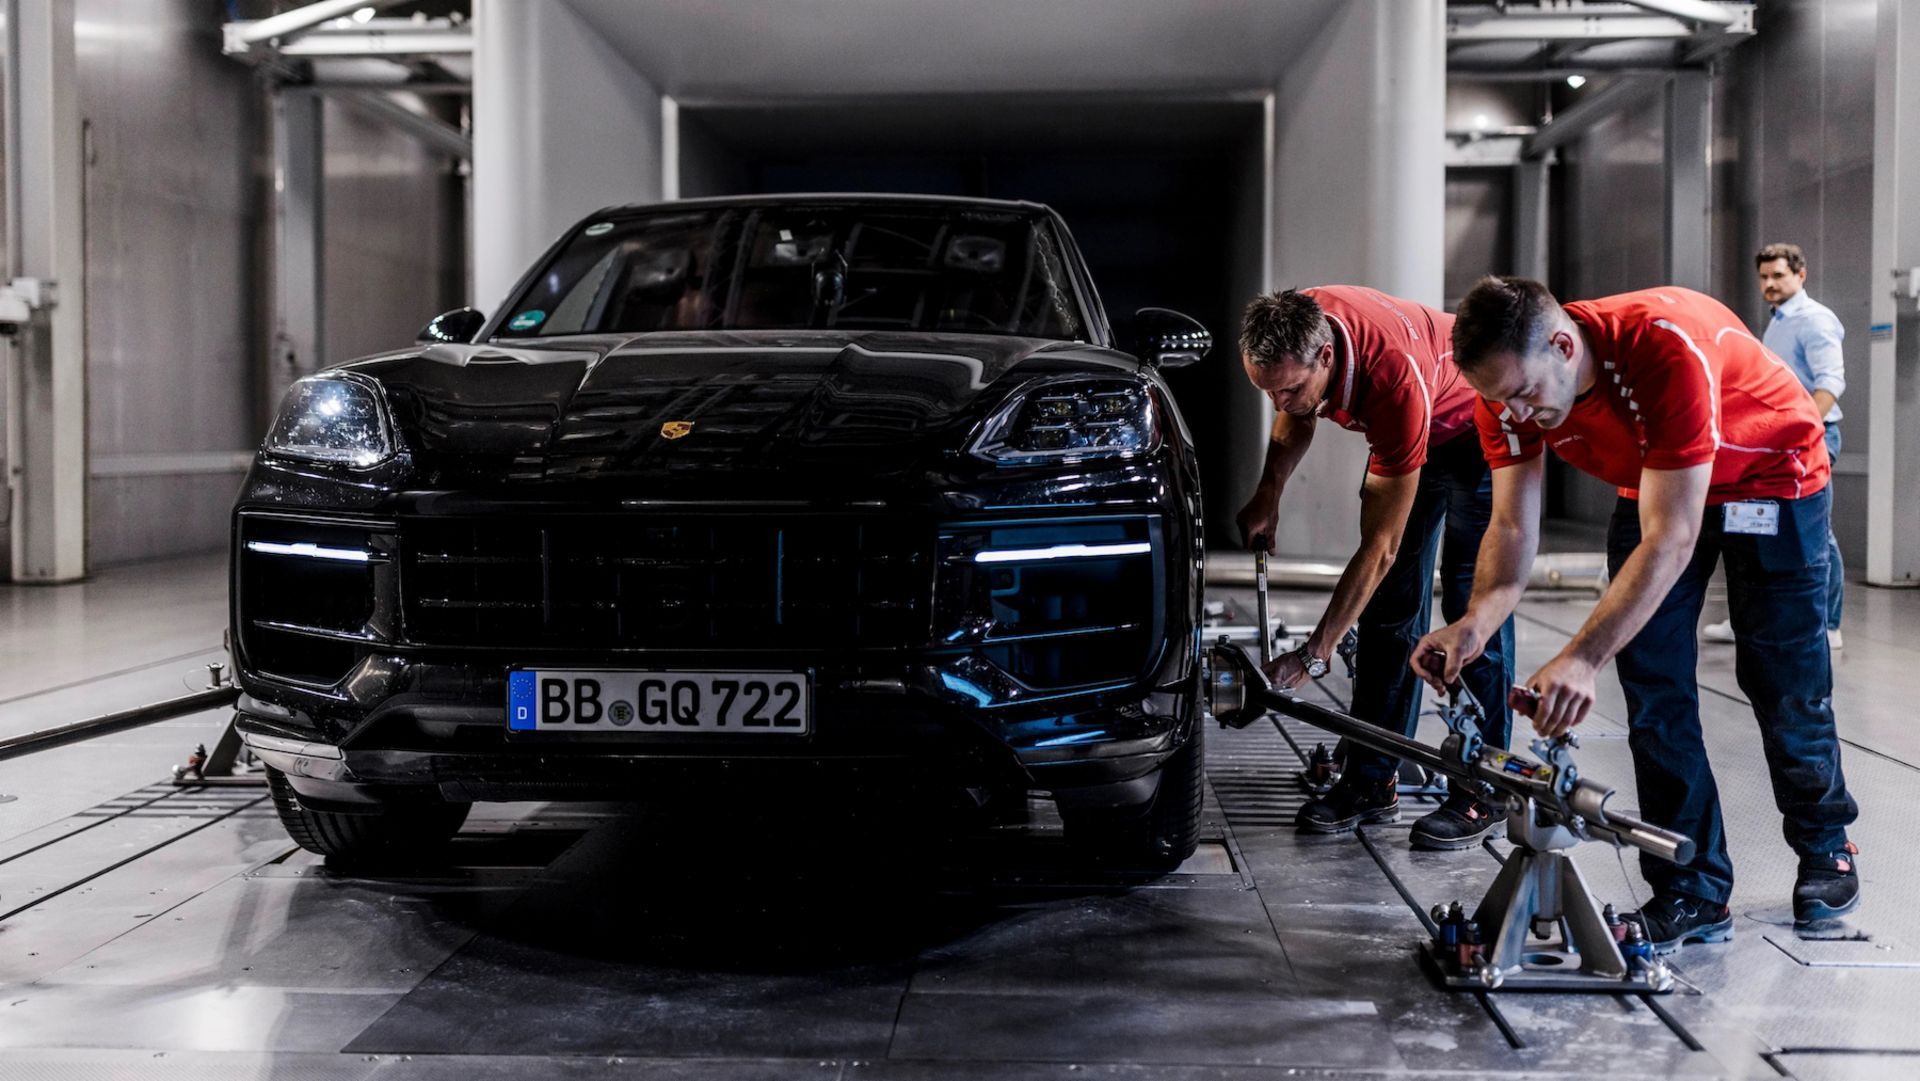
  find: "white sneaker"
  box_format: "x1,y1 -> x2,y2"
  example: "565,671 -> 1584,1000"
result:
1702,619 -> 1736,643
1828,628 -> 1844,650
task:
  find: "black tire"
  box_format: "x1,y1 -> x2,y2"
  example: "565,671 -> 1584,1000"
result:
1061,722 -> 1205,870
266,767 -> 469,865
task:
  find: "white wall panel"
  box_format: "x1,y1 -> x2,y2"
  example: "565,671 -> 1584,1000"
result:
472,0 -> 663,313
321,98 -> 465,367
1266,0 -> 1446,559
75,0 -> 468,567
77,0 -> 259,567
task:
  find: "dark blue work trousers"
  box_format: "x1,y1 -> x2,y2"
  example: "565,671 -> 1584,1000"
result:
1348,434 -> 1516,784
1822,423 -> 1844,631
1606,486 -> 1858,904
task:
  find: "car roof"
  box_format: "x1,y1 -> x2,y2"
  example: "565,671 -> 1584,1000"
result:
587,192 -> 1055,219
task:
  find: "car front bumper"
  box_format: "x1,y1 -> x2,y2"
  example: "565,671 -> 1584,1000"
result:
237,667 -> 1197,811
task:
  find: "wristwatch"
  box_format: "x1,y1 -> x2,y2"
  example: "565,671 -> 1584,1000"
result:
1294,646 -> 1330,679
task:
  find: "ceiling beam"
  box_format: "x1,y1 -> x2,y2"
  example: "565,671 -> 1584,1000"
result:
1450,66 -> 1679,82
1621,0 -> 1739,27
273,23 -> 471,60
333,91 -> 471,160
223,0 -> 410,52
1523,73 -> 1671,155
1448,2 -> 1753,42
286,80 -> 471,96
226,17 -> 470,64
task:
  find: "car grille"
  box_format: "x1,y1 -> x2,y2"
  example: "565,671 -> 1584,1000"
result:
399,514 -> 932,651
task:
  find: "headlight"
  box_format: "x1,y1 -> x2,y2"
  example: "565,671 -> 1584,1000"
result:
264,373 -> 396,468
971,377 -> 1159,465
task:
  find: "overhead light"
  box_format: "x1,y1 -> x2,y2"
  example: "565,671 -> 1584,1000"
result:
1473,113 -> 1490,131
352,6 -> 377,22
1567,74 -> 1588,89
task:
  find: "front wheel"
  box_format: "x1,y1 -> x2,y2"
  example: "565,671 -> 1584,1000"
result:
266,768 -> 469,866
1060,723 -> 1205,870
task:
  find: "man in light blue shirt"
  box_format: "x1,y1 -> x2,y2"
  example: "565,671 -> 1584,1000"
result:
1705,242 -> 1847,647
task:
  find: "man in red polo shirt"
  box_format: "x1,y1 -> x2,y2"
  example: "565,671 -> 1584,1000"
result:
1236,286 -> 1514,849
1414,277 -> 1861,951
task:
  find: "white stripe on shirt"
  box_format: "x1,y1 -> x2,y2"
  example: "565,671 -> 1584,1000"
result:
1325,313 -> 1359,413
1651,319 -> 1721,448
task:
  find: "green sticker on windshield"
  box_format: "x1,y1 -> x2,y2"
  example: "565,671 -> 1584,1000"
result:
583,222 -> 614,236
508,310 -> 547,331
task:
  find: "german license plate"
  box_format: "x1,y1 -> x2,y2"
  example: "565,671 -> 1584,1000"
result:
507,670 -> 810,734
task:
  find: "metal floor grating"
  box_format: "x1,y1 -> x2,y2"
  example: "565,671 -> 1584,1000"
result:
5,567 -> 1920,1077
1205,717 -> 1317,828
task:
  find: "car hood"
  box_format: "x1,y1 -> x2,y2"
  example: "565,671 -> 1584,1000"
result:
350,330 -> 1140,490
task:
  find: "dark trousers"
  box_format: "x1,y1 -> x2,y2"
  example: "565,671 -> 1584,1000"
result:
1606,487 -> 1858,904
1823,423 -> 1844,631
1349,434 -> 1516,784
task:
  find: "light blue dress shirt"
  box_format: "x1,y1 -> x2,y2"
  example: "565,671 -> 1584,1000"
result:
1762,290 -> 1846,424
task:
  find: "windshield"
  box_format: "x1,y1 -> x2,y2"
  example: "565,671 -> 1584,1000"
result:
495,204 -> 1090,341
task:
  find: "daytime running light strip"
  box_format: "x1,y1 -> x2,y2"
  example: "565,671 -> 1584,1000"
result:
245,540 -> 371,563
973,542 -> 1152,564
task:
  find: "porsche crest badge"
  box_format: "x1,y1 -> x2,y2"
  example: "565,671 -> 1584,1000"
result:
660,420 -> 695,440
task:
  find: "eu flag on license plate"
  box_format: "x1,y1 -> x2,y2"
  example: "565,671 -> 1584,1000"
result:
508,671 -> 537,730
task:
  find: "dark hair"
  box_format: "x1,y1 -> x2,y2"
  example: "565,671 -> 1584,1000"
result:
1239,289 -> 1331,368
1756,242 -> 1807,274
1452,275 -> 1561,374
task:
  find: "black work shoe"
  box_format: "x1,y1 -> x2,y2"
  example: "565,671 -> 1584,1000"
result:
1627,893 -> 1734,954
1794,842 -> 1861,925
1296,775 -> 1398,833
1409,790 -> 1501,850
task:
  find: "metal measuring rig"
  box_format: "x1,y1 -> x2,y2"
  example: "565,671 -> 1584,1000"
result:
1213,559 -> 1694,993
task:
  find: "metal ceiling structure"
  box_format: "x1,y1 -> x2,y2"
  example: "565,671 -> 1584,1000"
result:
222,0 -> 473,145
1442,1 -> 1756,308
217,0 -> 475,426
1447,1 -> 1755,76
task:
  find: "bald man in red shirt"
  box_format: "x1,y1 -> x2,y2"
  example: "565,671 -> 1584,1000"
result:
1237,286 -> 1515,850
1414,277 -> 1860,953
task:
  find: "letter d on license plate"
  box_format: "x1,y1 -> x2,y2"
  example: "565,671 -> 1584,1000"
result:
508,669 -> 810,735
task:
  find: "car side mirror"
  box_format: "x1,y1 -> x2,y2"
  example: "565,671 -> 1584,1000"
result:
1133,307 -> 1211,368
417,307 -> 487,344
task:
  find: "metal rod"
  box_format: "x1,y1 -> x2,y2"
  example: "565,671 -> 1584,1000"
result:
1526,74 -> 1673,155
1249,682 -> 1692,864
334,90 -> 471,160
284,81 -> 471,96
1620,0 -> 1739,27
1261,684 -> 1455,777
230,0 -> 408,47
0,686 -> 239,761
1254,550 -> 1274,664
1206,551 -> 1606,594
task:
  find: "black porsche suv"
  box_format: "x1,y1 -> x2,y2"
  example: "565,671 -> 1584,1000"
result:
232,194 -> 1211,867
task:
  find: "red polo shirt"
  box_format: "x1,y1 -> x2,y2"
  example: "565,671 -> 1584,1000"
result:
1305,285 -> 1478,478
1475,287 -> 1830,504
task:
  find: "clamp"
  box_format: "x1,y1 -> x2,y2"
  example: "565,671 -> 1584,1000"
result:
1436,680 -> 1488,765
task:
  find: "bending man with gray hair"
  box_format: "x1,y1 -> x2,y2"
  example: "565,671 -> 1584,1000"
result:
1236,286 -> 1514,850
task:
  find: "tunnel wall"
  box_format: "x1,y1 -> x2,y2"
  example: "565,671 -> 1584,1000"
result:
74,0 -> 470,567
1717,0 -> 1876,568
1555,0 -> 1877,559
1266,0 -> 1447,560
319,102 -> 467,375
75,0 -> 260,566
471,0 -> 664,313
